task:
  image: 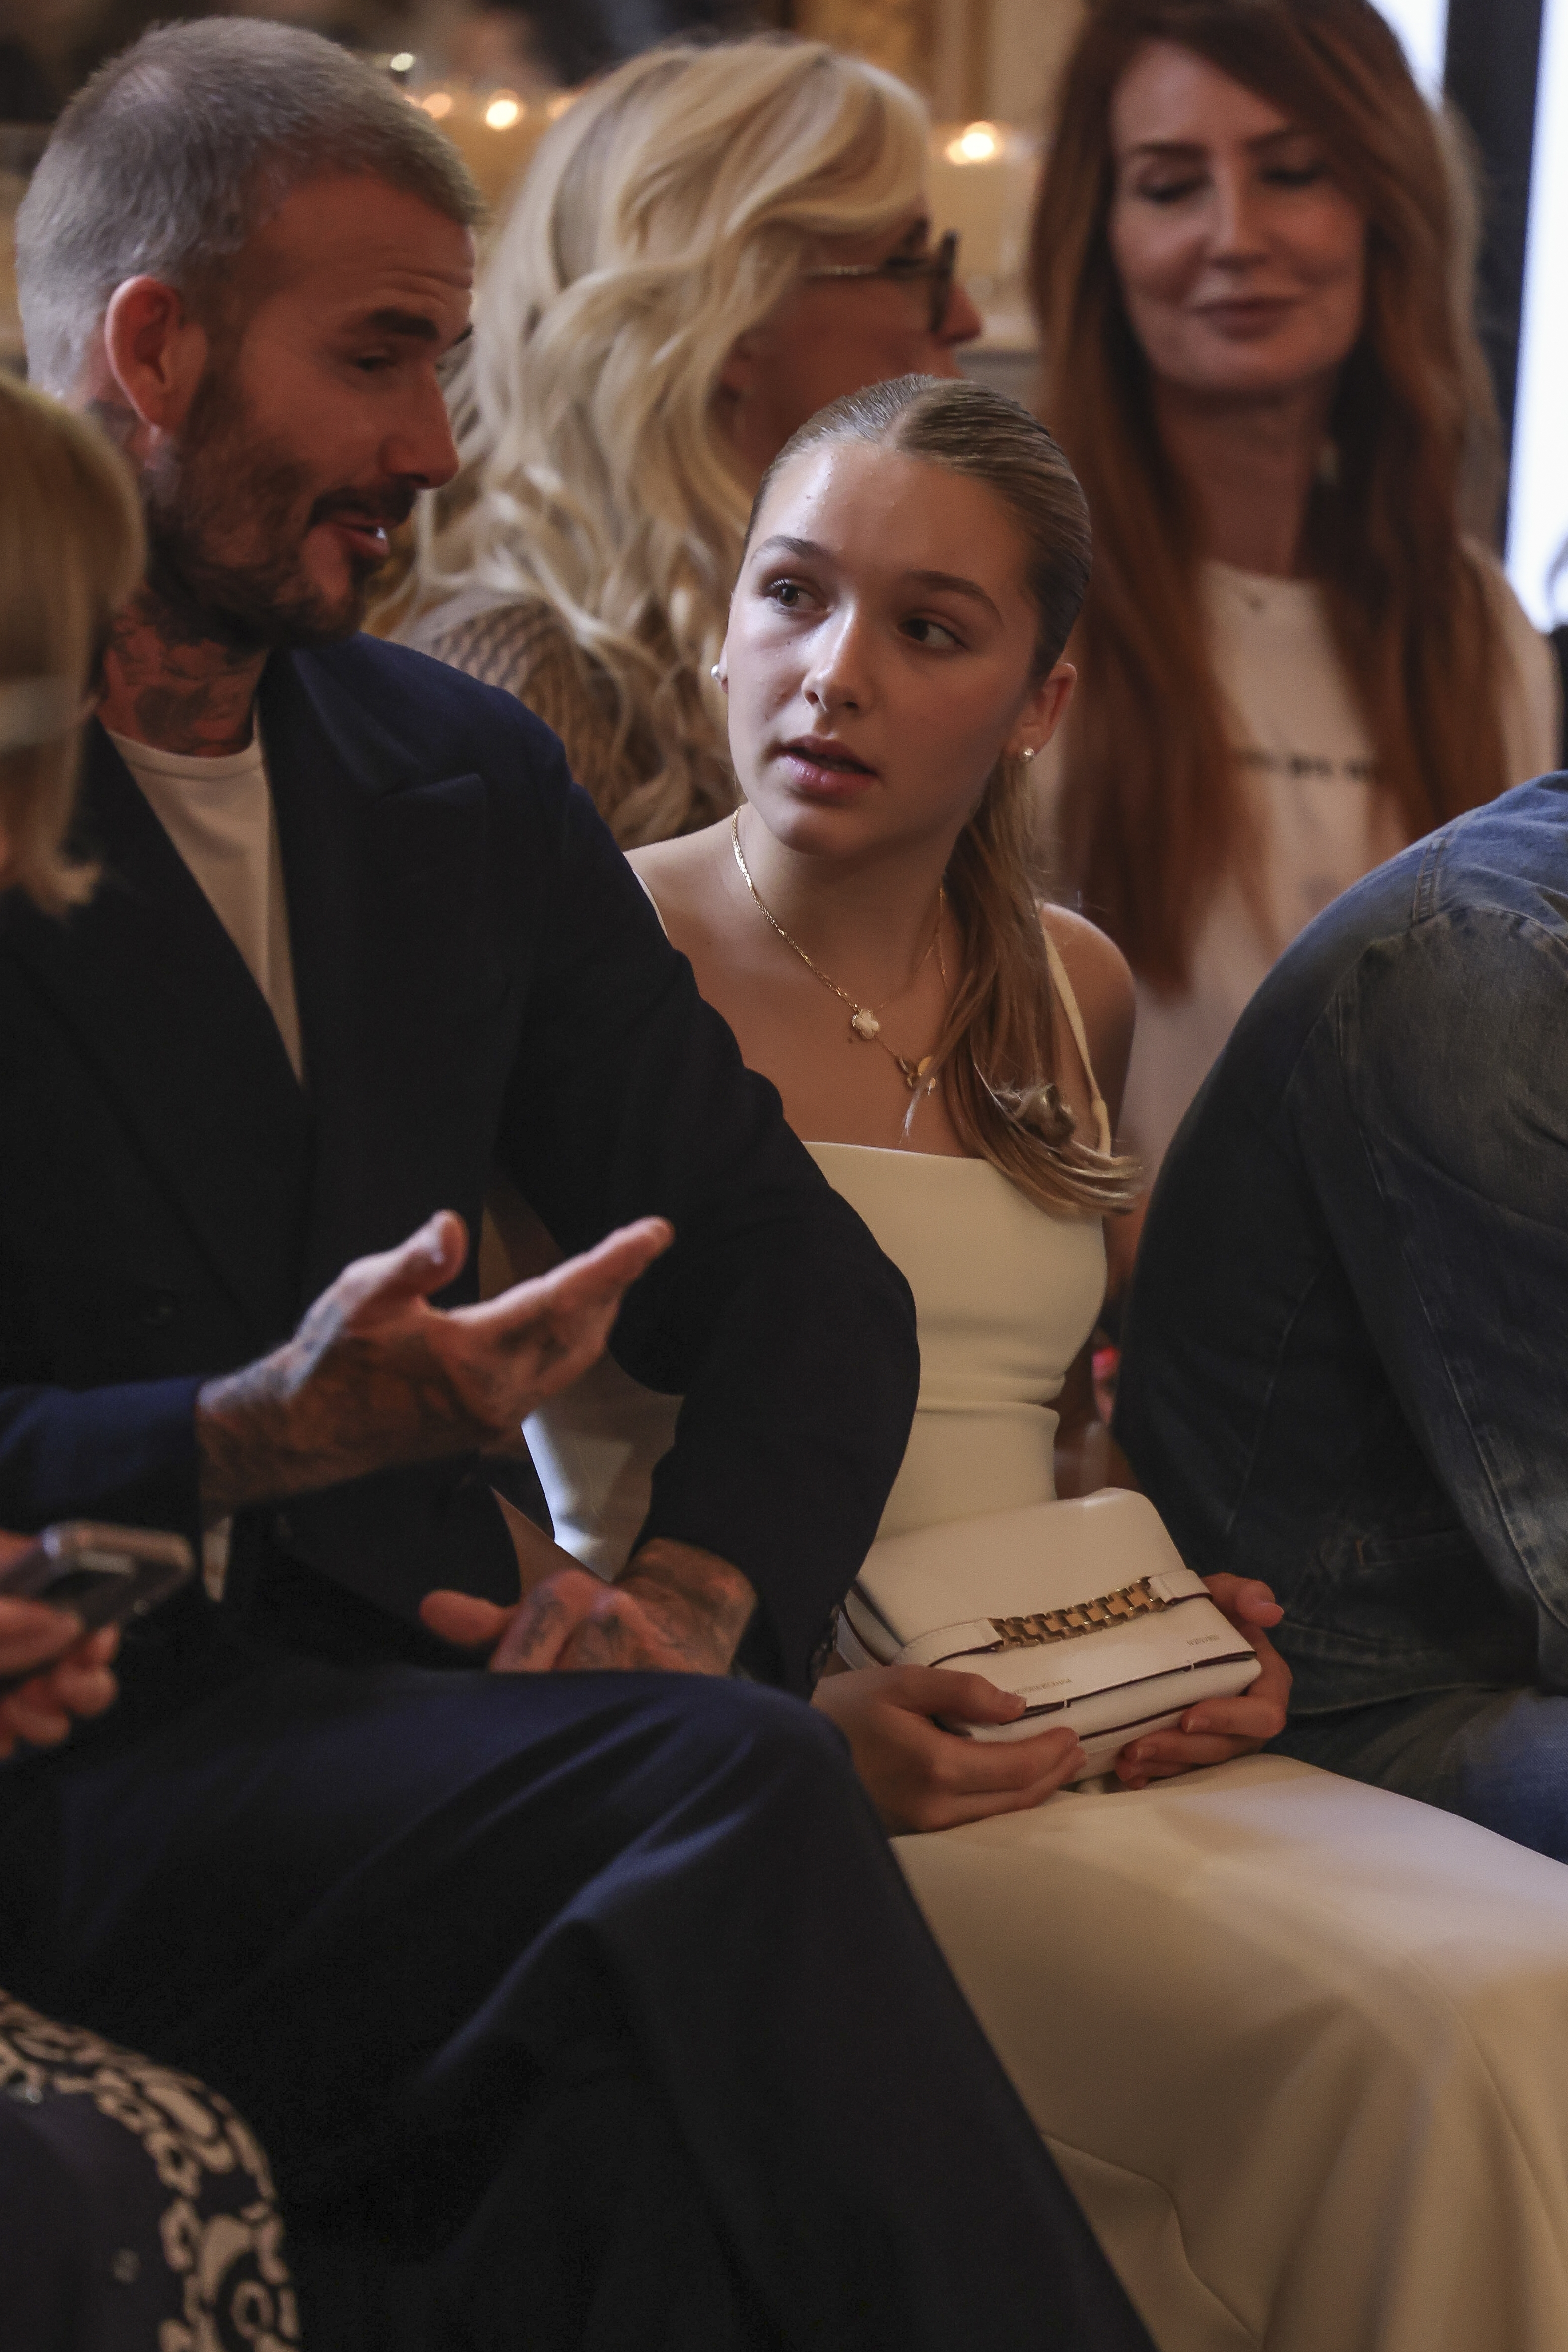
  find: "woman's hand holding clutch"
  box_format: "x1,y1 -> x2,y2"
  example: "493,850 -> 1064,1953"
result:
1113,1574 -> 1292,1788
813,1663 -> 1083,1835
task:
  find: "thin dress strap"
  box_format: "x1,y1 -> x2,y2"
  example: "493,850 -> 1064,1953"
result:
1039,921 -> 1113,1157
634,871 -> 672,940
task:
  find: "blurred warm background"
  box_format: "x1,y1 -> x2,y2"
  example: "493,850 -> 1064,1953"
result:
0,0 -> 1087,398
5,0 -> 1564,627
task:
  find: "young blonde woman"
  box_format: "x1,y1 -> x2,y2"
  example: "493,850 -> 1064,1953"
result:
498,372 -> 1289,1813
0,372 -> 300,2352
1031,0 -> 1557,1269
409,33 -> 981,845
511,375 -> 1568,2352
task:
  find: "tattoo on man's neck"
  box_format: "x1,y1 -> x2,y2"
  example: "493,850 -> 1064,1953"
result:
101,597 -> 264,757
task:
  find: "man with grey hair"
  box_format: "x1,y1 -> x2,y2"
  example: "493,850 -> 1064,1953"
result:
20,15 -> 484,656
0,19 -> 1152,2352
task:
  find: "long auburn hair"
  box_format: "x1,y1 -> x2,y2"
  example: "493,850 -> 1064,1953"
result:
420,36 -> 930,847
1033,0 -> 1510,991
746,377 -> 1138,1216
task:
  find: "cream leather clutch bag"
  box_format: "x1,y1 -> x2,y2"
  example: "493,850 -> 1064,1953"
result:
836,1490 -> 1261,1779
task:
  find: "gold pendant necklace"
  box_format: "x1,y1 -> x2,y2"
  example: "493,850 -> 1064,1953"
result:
730,811 -> 947,1093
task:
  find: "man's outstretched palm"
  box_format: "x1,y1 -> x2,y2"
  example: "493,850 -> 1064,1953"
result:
198,1211 -> 674,1512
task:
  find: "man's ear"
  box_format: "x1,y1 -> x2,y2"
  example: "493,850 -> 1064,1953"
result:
100,277 -> 211,436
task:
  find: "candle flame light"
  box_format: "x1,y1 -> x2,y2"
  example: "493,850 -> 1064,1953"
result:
484,92 -> 522,131
946,121 -> 1003,165
420,89 -> 453,118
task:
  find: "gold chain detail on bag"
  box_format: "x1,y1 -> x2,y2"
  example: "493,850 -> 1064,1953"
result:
988,1577 -> 1184,1650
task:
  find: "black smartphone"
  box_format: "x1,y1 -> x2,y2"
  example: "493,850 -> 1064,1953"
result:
0,1522 -> 193,1694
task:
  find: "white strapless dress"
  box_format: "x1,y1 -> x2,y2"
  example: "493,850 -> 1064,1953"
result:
525,1140 -> 1104,1569
522,957 -> 1568,2352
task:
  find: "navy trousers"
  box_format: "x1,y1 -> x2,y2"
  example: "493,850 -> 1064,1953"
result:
0,1637 -> 1151,2351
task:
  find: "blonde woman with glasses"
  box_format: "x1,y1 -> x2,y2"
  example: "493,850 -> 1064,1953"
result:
409,34 -> 981,846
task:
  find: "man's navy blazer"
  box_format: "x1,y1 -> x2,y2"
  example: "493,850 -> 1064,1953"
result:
0,636 -> 919,1696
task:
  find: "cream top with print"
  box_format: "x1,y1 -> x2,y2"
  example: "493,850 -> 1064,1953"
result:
1043,553 -> 1559,1180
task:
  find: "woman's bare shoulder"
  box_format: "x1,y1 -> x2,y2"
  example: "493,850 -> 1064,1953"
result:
1040,903 -> 1134,1008
627,823 -> 726,882
627,823 -> 734,941
1039,903 -> 1136,1120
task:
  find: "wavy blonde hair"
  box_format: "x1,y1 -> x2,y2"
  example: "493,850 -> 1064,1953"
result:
421,35 -> 931,846
0,378 -> 143,913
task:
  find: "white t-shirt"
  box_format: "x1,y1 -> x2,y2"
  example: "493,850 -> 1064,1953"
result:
109,726 -> 304,1083
1044,555 -> 1560,1180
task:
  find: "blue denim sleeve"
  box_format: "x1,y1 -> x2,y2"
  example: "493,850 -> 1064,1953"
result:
1300,898 -> 1568,1685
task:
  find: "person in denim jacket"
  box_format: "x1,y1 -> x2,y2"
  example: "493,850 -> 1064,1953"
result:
1116,773 -> 1568,1857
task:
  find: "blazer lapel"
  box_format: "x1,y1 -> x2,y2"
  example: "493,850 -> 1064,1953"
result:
3,725 -> 313,1344
261,654 -> 509,1305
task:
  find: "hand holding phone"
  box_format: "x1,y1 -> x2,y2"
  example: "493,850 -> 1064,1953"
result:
0,1612 -> 118,1758
0,1523 -> 192,1708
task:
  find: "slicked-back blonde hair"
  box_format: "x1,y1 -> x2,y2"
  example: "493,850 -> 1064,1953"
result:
421,35 -> 931,846
745,377 -> 1138,1217
0,378 -> 143,912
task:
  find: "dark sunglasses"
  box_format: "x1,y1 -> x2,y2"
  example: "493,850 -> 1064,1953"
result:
803,229 -> 961,336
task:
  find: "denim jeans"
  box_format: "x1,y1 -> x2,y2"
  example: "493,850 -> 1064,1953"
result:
1274,1688 -> 1568,1860
1118,776 -> 1568,1856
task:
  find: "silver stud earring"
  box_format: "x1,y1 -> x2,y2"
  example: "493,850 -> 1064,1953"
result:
710,664 -> 725,683
1021,746 -> 1037,762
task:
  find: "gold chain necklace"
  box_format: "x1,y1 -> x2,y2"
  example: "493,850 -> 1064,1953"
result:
730,811 -> 947,1094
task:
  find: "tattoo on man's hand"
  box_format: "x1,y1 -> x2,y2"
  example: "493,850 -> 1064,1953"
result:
619,1541 -> 757,1673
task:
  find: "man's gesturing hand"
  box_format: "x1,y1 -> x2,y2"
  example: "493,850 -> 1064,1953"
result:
197,1212 -> 672,1517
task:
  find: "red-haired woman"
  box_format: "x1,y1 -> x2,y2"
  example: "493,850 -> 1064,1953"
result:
1032,0 -> 1556,1272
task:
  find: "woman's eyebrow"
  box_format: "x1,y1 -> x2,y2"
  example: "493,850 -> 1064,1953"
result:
752,534 -> 825,561
751,541 -> 1002,623
1121,127 -> 1303,163
1122,139 -> 1205,162
904,568 -> 1002,621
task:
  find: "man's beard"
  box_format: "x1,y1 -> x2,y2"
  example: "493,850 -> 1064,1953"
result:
140,364 -> 413,655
